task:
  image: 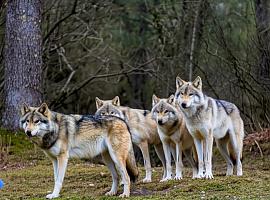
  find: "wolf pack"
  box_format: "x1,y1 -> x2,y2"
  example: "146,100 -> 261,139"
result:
19,76 -> 244,199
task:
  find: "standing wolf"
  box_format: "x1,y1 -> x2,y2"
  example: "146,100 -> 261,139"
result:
151,94 -> 198,181
95,96 -> 166,182
20,103 -> 138,199
174,76 -> 244,179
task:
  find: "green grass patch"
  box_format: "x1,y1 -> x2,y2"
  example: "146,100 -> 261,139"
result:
0,129 -> 270,199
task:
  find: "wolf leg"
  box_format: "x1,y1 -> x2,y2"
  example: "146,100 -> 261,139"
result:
110,155 -> 130,197
52,158 -> 58,183
193,138 -> 204,178
229,129 -> 243,176
216,136 -> 234,176
183,148 -> 198,178
204,129 -> 214,179
102,151 -> 118,196
46,153 -> 69,199
174,143 -> 183,180
160,141 -> 173,182
138,141 -> 152,182
154,144 -> 167,180
170,143 -> 176,161
47,155 -> 58,183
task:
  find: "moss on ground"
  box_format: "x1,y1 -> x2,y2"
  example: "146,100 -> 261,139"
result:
0,130 -> 270,199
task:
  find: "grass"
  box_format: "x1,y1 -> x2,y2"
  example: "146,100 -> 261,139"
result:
0,130 -> 270,199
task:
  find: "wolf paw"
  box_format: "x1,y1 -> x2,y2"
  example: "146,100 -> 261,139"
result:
204,172 -> 214,179
160,177 -> 172,182
226,169 -> 233,176
226,163 -> 234,176
105,190 -> 117,196
174,175 -> 183,180
142,177 -> 152,183
46,193 -> 59,199
119,193 -> 130,198
193,173 -> 204,179
236,168 -> 243,176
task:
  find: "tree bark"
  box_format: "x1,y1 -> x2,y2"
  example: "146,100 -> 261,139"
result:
255,0 -> 270,80
2,0 -> 43,130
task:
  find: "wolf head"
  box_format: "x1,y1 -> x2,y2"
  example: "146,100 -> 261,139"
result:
20,103 -> 58,139
95,96 -> 125,119
151,94 -> 178,126
174,76 -> 205,110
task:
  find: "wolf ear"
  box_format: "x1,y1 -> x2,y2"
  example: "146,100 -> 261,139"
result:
176,76 -> 186,89
152,94 -> 160,107
112,96 -> 120,106
167,94 -> 175,104
38,103 -> 49,116
20,103 -> 30,116
95,97 -> 104,109
192,76 -> 202,90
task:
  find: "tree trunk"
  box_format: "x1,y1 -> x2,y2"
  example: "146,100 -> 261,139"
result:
255,0 -> 270,80
2,0 -> 43,130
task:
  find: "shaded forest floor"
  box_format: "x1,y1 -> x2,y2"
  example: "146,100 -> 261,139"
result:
0,130 -> 270,200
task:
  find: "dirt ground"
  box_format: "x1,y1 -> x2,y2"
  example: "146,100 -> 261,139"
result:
0,130 -> 269,200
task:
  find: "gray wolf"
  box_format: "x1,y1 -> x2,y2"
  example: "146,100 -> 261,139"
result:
151,94 -> 198,181
95,96 -> 166,182
174,76 -> 244,179
20,103 -> 138,198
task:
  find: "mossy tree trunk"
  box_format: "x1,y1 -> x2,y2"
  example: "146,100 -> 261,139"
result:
2,0 -> 43,130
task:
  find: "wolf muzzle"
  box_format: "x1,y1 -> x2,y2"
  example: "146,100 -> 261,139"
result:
181,103 -> 187,109
26,130 -> 33,137
158,120 -> 164,125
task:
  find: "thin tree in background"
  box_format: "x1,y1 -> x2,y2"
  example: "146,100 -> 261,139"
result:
2,0 -> 43,130
255,0 -> 270,80
188,0 -> 201,81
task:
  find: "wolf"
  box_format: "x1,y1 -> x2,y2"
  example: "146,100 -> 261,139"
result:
95,96 -> 166,182
174,76 -> 244,179
151,94 -> 198,181
19,103 -> 138,199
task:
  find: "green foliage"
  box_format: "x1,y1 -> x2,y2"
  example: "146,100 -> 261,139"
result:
0,129 -> 33,155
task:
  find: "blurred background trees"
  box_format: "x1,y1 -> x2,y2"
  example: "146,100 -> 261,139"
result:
0,0 -> 269,131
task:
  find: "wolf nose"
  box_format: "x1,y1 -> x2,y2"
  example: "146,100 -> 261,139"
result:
181,103 -> 187,108
158,120 -> 163,125
26,130 -> 32,137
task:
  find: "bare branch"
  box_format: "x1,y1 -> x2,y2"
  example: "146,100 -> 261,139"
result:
43,0 -> 78,44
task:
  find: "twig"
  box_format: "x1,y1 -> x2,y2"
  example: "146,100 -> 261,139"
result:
43,0 -> 78,43
254,139 -> 263,158
56,46 -> 76,93
188,0 -> 202,81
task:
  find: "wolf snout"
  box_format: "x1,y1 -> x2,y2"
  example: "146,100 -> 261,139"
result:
26,130 -> 32,137
181,103 -> 187,108
158,120 -> 163,125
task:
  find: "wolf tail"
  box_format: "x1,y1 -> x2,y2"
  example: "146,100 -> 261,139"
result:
229,114 -> 244,163
236,119 -> 244,160
234,116 -> 244,160
126,144 -> 139,182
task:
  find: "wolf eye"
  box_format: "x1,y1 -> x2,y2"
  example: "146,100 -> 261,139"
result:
189,93 -> 193,96
164,110 -> 169,114
34,120 -> 40,124
101,112 -> 105,115
110,111 -> 114,115
180,92 -> 184,95
26,119 -> 29,123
